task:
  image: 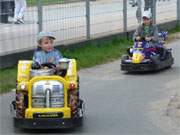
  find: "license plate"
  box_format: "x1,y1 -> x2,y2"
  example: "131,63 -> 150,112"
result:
33,112 -> 63,118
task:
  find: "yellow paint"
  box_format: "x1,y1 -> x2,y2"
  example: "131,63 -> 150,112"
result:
132,51 -> 145,64
17,59 -> 78,119
17,61 -> 32,83
25,107 -> 71,118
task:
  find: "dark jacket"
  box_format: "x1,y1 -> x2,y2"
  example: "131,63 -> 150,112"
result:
133,23 -> 159,45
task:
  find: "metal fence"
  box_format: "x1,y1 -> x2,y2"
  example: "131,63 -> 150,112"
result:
0,0 -> 179,56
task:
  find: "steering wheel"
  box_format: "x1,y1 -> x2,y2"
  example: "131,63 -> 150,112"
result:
41,63 -> 56,69
139,37 -> 146,42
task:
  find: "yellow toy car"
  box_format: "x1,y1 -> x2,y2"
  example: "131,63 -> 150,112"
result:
10,59 -> 84,129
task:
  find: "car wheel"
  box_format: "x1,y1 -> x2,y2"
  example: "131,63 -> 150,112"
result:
166,51 -> 173,59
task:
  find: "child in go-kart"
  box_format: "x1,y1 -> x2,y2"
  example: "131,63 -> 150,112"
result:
133,10 -> 159,46
32,31 -> 68,76
32,31 -> 78,112
130,10 -> 166,59
32,31 -> 62,66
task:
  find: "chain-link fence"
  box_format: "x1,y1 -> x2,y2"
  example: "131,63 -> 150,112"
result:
0,0 -> 179,56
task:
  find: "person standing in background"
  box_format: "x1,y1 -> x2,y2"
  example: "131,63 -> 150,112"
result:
0,0 -> 14,23
14,0 -> 27,24
144,0 -> 157,24
128,0 -> 142,25
144,0 -> 151,11
136,0 -> 142,25
144,0 -> 157,14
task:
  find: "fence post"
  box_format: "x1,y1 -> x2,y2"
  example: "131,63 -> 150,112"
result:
37,0 -> 43,32
177,0 -> 180,25
123,0 -> 127,32
86,0 -> 90,39
151,0 -> 156,25
0,2 -> 1,22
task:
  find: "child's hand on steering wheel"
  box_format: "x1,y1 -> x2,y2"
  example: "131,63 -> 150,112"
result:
138,42 -> 142,47
145,36 -> 152,41
136,36 -> 141,41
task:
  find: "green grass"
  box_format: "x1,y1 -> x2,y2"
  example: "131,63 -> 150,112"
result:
0,37 -> 131,93
62,38 -> 132,69
0,67 -> 17,93
27,0 -> 65,6
169,25 -> 180,33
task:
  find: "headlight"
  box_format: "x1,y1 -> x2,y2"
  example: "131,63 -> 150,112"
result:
20,84 -> 26,90
69,82 -> 76,91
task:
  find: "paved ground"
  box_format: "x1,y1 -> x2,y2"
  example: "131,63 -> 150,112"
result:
0,39 -> 179,135
0,0 -> 177,55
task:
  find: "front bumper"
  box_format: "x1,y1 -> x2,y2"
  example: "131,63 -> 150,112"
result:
121,62 -> 156,72
121,56 -> 174,72
13,117 -> 83,129
11,99 -> 85,129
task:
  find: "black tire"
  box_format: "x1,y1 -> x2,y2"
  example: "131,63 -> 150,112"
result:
166,51 -> 173,59
12,100 -> 16,110
77,75 -> 80,98
78,99 -> 83,109
166,52 -> 174,68
77,99 -> 85,118
77,75 -> 80,89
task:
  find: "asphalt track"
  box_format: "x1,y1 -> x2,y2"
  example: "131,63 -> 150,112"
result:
0,39 -> 179,135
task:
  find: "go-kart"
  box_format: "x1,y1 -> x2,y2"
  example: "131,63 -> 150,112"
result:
121,32 -> 174,72
10,59 -> 85,129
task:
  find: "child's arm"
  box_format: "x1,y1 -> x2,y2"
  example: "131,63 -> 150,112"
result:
54,50 -> 63,65
133,26 -> 141,41
152,25 -> 159,42
145,25 -> 159,42
31,51 -> 42,69
32,51 -> 42,64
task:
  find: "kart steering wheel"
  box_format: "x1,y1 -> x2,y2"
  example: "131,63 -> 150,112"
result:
41,63 -> 56,69
139,37 -> 146,42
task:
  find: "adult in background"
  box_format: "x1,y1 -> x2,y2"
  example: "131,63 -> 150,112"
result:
14,0 -> 27,24
0,0 -> 14,23
144,0 -> 157,12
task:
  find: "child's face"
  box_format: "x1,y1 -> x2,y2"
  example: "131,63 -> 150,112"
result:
143,17 -> 151,26
39,37 -> 54,52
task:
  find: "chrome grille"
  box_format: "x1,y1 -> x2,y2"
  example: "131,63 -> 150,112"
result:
32,81 -> 64,108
